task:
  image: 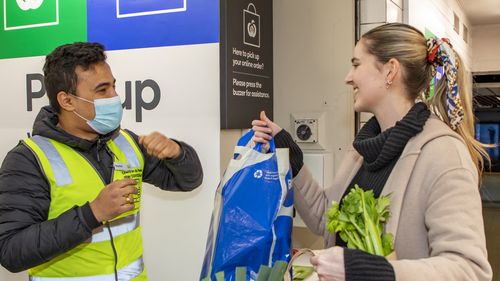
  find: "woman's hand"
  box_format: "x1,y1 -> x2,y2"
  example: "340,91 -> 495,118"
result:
310,247 -> 346,281
251,111 -> 282,151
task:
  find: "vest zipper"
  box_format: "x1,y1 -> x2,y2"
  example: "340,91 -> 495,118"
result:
96,139 -> 101,162
106,146 -> 118,281
73,149 -> 119,280
106,223 -> 119,281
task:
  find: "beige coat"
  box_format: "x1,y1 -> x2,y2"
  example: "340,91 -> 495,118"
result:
292,116 -> 492,281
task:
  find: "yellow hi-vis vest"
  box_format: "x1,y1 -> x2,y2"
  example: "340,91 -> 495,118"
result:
23,130 -> 147,281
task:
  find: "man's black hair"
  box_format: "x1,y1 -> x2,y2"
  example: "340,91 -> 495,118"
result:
43,42 -> 106,113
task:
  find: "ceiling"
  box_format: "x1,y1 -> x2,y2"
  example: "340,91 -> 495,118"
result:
459,0 -> 500,25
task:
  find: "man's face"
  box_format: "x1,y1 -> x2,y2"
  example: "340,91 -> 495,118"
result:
71,62 -> 117,121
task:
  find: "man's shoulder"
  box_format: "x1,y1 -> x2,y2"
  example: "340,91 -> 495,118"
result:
6,141 -> 35,157
0,141 -> 41,174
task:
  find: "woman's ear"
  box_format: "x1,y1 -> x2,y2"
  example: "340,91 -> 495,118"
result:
385,58 -> 400,83
57,91 -> 75,112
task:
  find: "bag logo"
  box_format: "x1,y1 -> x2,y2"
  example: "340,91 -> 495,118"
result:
253,169 -> 263,179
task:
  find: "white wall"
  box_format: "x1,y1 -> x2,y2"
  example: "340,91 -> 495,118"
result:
471,23 -> 500,73
0,44 -> 220,281
273,0 -> 356,170
272,0 -> 355,247
220,130 -> 245,177
407,0 -> 472,70
360,0 -> 404,35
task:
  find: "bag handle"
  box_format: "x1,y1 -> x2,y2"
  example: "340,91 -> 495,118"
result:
254,137 -> 276,153
283,248 -> 316,281
236,130 -> 276,156
246,3 -> 257,13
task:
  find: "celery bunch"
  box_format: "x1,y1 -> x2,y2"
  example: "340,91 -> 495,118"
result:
326,185 -> 394,256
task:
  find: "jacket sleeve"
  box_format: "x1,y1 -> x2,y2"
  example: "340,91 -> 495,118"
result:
273,130 -> 304,177
125,130 -> 203,191
389,166 -> 492,281
0,144 -> 100,273
291,148 -> 361,241
344,248 -> 395,281
291,166 -> 329,236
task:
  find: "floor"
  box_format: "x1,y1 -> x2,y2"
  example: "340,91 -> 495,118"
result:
482,173 -> 500,280
484,207 -> 500,281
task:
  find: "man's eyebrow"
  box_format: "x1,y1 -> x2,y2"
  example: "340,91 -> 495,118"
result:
94,79 -> 116,91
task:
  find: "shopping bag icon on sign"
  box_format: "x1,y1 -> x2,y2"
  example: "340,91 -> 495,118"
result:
243,3 -> 260,48
4,0 -> 58,30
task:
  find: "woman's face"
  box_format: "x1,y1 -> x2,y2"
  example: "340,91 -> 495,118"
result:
344,40 -> 388,113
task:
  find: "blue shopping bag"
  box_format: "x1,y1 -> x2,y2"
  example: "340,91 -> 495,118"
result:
200,130 -> 293,281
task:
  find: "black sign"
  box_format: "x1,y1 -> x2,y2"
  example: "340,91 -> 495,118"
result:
220,0 -> 273,129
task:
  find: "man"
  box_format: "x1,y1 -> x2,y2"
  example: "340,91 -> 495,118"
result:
0,42 -> 203,280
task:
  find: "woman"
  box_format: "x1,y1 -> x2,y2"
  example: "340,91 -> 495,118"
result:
252,23 -> 492,281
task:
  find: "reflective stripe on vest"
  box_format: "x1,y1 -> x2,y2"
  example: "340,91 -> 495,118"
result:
24,130 -> 146,279
30,135 -> 72,186
90,212 -> 140,243
29,257 -> 144,281
113,133 -> 140,169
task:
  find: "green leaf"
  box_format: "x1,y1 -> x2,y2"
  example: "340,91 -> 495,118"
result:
256,265 -> 271,281
236,267 -> 246,281
268,261 -> 288,281
215,271 -> 225,281
382,233 -> 395,257
325,185 -> 394,256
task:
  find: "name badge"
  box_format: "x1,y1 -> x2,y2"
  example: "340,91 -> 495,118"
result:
113,162 -> 131,171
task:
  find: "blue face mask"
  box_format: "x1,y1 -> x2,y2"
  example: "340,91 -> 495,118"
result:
73,95 -> 123,135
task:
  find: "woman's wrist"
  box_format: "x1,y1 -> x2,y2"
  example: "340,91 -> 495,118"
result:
274,130 -> 304,177
344,248 -> 395,281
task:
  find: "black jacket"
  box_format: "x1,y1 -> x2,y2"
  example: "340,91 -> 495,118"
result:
0,106 -> 203,272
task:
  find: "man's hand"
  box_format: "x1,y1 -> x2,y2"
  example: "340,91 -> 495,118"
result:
138,131 -> 181,160
90,179 -> 138,223
310,247 -> 346,281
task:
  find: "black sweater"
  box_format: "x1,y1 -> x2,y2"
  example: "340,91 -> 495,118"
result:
338,102 -> 430,280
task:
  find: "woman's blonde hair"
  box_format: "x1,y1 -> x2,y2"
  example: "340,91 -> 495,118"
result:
361,23 -> 490,177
